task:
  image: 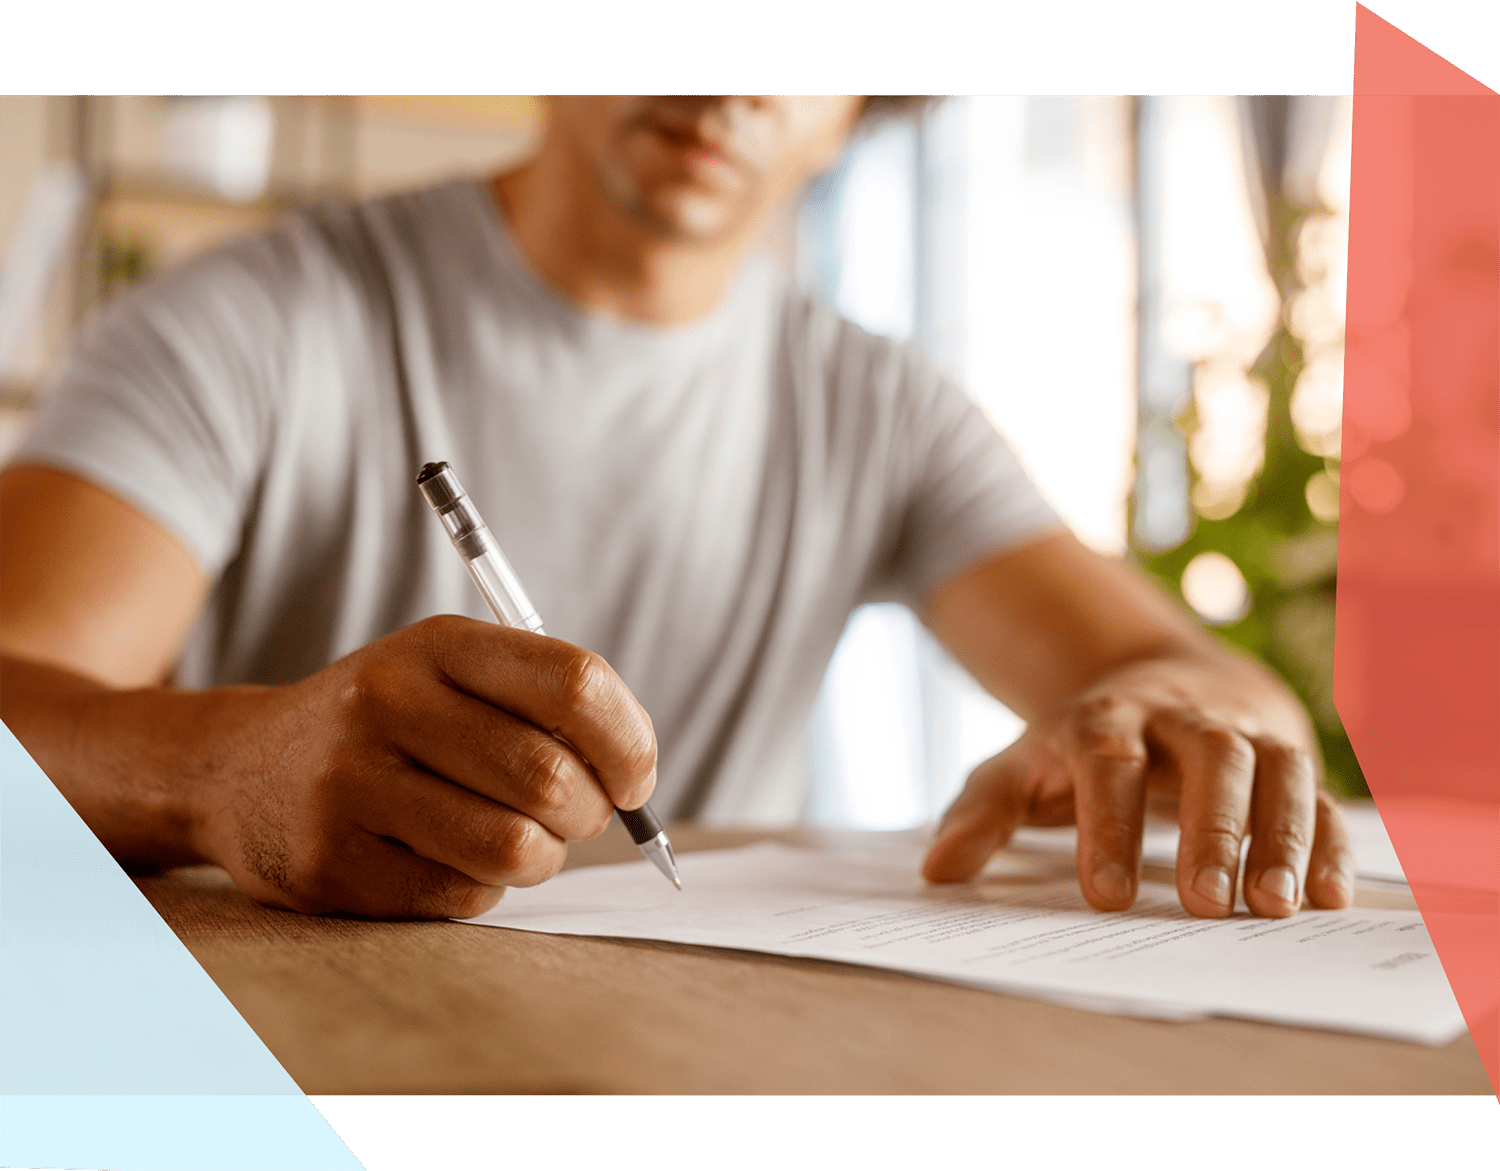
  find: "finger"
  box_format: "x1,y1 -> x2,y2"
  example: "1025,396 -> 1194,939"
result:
1241,738 -> 1317,918
1068,696 -> 1150,911
1150,709 -> 1255,918
922,749 -> 1034,883
308,834 -> 507,920
361,763 -> 569,888
419,617 -> 657,809
389,678 -> 614,841
1305,790 -> 1355,909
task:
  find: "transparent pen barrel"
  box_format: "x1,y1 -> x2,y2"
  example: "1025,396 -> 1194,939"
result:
465,549 -> 544,633
420,471 -> 545,635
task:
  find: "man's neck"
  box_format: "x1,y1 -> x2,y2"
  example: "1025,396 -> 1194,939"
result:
492,152 -> 761,327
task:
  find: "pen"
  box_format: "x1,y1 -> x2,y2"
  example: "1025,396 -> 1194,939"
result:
416,461 -> 682,890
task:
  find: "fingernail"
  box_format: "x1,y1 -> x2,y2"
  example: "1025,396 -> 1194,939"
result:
1091,862 -> 1134,903
1192,865 -> 1233,907
1257,865 -> 1298,907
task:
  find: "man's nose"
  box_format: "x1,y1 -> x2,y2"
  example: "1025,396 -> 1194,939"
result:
654,96 -> 769,133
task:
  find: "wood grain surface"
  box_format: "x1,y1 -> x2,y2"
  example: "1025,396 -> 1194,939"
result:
135,824 -> 1492,1095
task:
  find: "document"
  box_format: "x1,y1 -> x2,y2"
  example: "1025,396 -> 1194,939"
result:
463,842 -> 1467,1044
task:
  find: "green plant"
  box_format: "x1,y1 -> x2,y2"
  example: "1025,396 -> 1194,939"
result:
1134,188 -> 1364,798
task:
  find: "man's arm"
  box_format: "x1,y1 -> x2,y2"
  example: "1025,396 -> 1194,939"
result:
1,466 -> 215,867
0,465 -> 657,916
0,466 -> 210,687
919,530 -> 1355,919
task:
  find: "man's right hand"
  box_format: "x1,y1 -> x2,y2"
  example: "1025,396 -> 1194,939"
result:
3,467 -> 657,920
191,616 -> 657,919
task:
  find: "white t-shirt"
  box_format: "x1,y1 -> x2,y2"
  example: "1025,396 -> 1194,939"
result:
14,178 -> 1062,823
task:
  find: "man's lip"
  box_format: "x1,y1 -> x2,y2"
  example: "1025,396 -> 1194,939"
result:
661,131 -> 730,163
643,112 -> 734,162
681,141 -> 731,168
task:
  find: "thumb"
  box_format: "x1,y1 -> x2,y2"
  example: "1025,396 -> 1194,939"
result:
922,750 -> 1033,883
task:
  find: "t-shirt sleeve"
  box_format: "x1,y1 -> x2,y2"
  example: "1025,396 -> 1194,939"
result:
8,232 -> 295,576
837,322 -> 1066,610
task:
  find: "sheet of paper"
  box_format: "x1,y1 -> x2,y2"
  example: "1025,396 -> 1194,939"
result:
1008,801 -> 1409,887
463,842 -> 1466,1044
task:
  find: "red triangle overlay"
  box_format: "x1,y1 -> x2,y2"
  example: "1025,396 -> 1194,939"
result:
1335,6 -> 1500,1097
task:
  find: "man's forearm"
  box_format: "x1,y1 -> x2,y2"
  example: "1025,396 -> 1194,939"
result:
0,654 -> 258,872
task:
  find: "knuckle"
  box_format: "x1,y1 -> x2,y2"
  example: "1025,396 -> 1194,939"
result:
1086,810 -> 1140,849
456,812 -> 512,886
400,614 -> 456,667
517,739 -> 573,815
334,672 -> 376,722
337,662 -> 402,727
1251,737 -> 1296,764
1256,819 -> 1314,859
1075,725 -> 1146,763
1076,694 -> 1126,721
415,612 -> 468,647
1190,819 -> 1245,860
1255,739 -> 1315,780
1196,725 -> 1255,773
491,814 -> 543,881
1070,699 -> 1144,762
554,647 -> 608,712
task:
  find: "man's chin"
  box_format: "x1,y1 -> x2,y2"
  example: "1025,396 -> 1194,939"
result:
598,160 -> 751,243
624,193 -> 741,241
624,189 -> 749,244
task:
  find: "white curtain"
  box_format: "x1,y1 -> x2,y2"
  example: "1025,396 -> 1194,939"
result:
797,97 -> 1136,830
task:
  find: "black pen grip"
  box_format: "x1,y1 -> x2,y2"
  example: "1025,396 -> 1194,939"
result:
617,802 -> 663,845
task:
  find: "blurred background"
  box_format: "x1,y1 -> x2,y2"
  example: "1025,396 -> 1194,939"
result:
0,95 -> 1357,827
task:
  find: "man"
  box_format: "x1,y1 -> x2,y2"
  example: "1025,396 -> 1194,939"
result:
0,96 -> 1354,922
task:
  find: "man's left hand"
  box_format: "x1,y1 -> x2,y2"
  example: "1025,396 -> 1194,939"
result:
920,657 -> 1356,918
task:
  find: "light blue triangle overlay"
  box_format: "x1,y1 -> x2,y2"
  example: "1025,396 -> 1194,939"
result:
1,1096 -> 362,1170
0,722 -> 362,1168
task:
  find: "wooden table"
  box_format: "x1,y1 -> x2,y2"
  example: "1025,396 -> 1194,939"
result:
136,824 -> 1493,1095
